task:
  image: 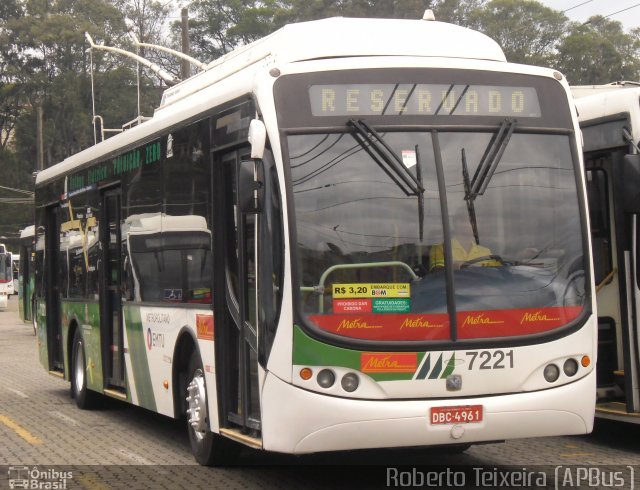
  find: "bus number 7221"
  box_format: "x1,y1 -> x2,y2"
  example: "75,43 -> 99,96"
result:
466,350 -> 514,370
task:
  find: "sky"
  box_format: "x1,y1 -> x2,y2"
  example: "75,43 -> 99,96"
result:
539,0 -> 640,31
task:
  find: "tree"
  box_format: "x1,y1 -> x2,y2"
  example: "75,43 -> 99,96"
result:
186,0 -> 293,62
556,16 -> 640,85
429,0 -> 486,25
467,0 -> 568,66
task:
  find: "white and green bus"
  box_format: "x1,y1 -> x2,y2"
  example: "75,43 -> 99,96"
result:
35,14 -> 595,465
18,225 -> 35,329
572,82 -> 640,423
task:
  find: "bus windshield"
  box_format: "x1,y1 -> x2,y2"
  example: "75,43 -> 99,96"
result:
290,127 -> 586,342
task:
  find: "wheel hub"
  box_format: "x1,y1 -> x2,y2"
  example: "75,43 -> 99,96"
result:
186,368 -> 208,440
74,341 -> 85,393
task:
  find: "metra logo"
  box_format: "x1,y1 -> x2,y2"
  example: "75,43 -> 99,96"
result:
415,353 -> 460,380
520,310 -> 561,325
337,318 -> 383,331
461,313 -> 504,327
400,317 -> 445,329
361,353 -> 417,373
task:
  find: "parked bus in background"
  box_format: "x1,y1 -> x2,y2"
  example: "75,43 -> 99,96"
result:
19,225 -> 35,330
12,254 -> 19,295
572,81 -> 640,423
34,14 -> 595,466
0,250 -> 11,309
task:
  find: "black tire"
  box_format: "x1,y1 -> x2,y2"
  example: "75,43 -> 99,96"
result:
70,329 -> 99,409
186,352 -> 239,466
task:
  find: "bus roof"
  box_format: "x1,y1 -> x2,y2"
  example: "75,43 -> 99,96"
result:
20,225 -> 35,239
573,86 -> 640,123
159,17 -> 507,110
571,81 -> 640,99
124,213 -> 209,234
36,16 -> 507,187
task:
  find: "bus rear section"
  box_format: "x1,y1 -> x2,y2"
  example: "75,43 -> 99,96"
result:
573,83 -> 640,423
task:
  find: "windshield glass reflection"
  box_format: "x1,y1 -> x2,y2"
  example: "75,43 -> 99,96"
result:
289,129 -> 585,341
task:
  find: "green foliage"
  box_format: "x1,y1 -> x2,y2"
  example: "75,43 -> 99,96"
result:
557,17 -> 640,85
468,0 -> 568,66
0,147 -> 33,245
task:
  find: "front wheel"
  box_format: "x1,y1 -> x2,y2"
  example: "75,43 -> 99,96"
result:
71,329 -> 99,409
186,352 -> 239,466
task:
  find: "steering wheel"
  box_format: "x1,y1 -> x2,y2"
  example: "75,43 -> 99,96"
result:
562,270 -> 585,307
460,254 -> 506,268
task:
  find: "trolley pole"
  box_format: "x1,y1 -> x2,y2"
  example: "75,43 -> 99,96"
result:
181,8 -> 190,79
36,100 -> 44,170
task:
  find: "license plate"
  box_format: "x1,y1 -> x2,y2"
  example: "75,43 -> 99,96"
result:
430,405 -> 483,425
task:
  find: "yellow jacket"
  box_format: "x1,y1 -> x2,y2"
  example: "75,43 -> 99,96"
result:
430,239 -> 500,271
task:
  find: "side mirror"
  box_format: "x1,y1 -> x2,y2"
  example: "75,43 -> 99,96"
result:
248,119 -> 266,159
622,154 -> 640,213
238,159 -> 264,214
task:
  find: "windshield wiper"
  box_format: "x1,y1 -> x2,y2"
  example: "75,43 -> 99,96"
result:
469,118 -> 517,199
347,118 -> 424,197
461,148 -> 480,245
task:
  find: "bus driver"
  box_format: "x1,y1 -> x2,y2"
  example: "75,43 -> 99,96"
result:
429,210 -> 501,272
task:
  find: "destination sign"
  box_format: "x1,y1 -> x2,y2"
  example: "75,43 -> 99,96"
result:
309,84 -> 541,118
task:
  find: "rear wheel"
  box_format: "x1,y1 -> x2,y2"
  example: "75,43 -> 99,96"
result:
71,329 -> 99,409
186,352 -> 239,466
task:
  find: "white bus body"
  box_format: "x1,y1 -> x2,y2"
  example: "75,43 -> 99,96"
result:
34,16 -> 595,465
573,83 -> 640,423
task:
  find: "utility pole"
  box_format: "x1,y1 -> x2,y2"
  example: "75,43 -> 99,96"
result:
181,8 -> 190,79
36,100 -> 44,171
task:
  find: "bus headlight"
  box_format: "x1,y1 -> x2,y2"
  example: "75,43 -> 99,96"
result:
563,358 -> 579,377
543,364 -> 560,383
341,372 -> 359,392
317,369 -> 335,388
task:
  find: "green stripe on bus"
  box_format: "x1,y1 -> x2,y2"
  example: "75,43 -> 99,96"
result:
428,354 -> 443,379
124,306 -> 156,411
293,325 -> 422,381
440,352 -> 456,378
416,354 -> 431,380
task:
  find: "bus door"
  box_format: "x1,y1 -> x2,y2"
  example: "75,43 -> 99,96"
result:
216,148 -> 261,438
586,148 -> 640,414
45,205 -> 63,372
20,243 -> 31,321
100,189 -> 125,390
